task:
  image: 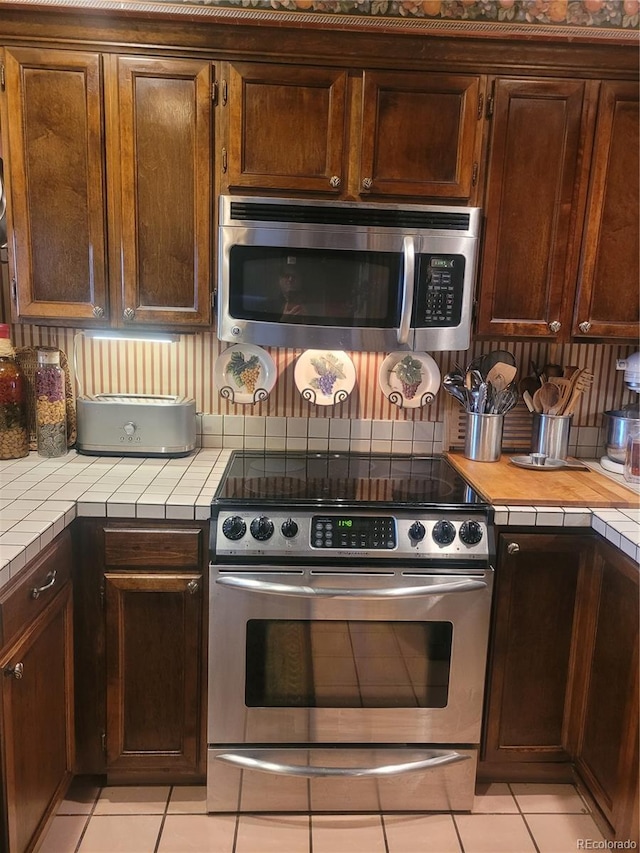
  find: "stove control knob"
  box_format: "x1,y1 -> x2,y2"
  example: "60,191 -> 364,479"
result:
281,518 -> 299,539
432,519 -> 456,546
408,521 -> 426,543
250,516 -> 275,541
222,515 -> 246,541
459,520 -> 483,546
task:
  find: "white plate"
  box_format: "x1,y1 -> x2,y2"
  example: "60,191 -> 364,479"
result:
215,344 -> 276,405
510,456 -> 567,471
378,351 -> 440,409
294,350 -> 356,406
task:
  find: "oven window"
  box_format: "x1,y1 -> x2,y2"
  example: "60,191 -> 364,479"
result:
245,620 -> 452,709
229,246 -> 402,327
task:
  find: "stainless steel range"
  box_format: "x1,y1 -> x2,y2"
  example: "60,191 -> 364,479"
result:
208,452 -> 494,813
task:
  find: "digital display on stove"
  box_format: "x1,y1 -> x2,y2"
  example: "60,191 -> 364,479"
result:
312,515 -> 396,549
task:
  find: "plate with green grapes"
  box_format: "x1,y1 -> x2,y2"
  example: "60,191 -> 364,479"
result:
379,351 -> 440,409
294,350 -> 356,406
215,344 -> 277,405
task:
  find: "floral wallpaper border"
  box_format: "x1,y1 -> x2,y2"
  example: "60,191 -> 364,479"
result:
3,0 -> 638,39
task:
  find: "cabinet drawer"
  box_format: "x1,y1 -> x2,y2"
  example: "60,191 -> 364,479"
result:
0,529 -> 72,650
104,527 -> 202,569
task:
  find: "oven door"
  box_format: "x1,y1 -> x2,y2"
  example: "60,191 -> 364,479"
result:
208,565 -> 493,745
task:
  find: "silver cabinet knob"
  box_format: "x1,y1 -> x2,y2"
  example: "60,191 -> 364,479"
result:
92,305 -> 105,318
123,307 -> 136,321
187,579 -> 200,595
5,662 -> 23,679
361,177 -> 373,190
507,542 -> 520,555
548,321 -> 561,333
579,321 -> 592,333
329,175 -> 341,189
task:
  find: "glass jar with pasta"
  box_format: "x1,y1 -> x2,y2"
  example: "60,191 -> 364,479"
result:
0,324 -> 29,459
35,347 -> 67,457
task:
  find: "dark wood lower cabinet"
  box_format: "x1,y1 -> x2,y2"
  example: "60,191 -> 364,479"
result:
73,519 -> 208,785
571,539 -> 639,845
481,530 -> 639,844
0,532 -> 74,853
480,531 -> 593,779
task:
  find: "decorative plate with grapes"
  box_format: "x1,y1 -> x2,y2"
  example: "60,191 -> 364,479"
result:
215,344 -> 277,405
294,350 -> 356,406
379,351 -> 441,409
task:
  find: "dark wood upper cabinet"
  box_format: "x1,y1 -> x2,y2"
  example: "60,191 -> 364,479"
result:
2,47 -> 109,324
223,63 -> 483,203
225,62 -> 348,195
476,77 -> 591,340
1,49 -> 214,329
359,71 -> 483,201
572,80 -> 639,340
106,55 -> 213,328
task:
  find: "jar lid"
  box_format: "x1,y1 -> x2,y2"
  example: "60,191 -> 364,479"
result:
37,347 -> 61,365
0,324 -> 10,339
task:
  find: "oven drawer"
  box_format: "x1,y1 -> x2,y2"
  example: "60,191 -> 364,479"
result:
207,746 -> 478,813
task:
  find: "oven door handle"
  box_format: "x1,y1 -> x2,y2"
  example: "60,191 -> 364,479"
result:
215,749 -> 469,778
397,234 -> 415,345
215,576 -> 487,597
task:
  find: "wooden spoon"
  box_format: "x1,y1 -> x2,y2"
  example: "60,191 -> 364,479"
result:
531,388 -> 544,414
485,362 -> 518,393
537,382 -> 561,414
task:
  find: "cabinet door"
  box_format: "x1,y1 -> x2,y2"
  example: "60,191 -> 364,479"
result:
573,540 -> 639,843
105,572 -> 204,782
573,81 -> 639,340
225,62 -> 347,194
107,56 -> 213,327
0,584 -> 73,853
482,532 -> 592,776
2,47 -> 108,324
359,71 -> 483,201
476,78 -> 589,339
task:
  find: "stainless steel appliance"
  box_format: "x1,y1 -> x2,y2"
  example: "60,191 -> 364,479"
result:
76,394 -> 196,456
217,196 -> 482,352
208,452 -> 494,813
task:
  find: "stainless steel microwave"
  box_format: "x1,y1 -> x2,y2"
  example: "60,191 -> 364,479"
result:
217,196 -> 482,352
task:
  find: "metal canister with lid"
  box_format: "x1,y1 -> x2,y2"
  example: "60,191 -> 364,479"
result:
35,347 -> 67,457
0,324 -> 28,459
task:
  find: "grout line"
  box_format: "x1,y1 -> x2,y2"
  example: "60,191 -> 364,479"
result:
73,782 -> 103,853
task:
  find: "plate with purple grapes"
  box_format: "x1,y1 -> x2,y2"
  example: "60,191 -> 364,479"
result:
294,350 -> 356,406
379,351 -> 440,409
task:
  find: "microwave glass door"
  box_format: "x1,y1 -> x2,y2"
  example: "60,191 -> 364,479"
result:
228,246 -> 403,328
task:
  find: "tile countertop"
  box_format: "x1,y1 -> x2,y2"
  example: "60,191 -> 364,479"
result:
0,449 -> 638,591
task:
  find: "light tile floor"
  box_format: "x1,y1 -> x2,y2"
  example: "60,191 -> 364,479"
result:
39,779 -> 607,853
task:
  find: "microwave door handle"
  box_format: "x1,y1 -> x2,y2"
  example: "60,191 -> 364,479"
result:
215,749 -> 469,778
215,576 -> 487,597
397,235 -> 416,345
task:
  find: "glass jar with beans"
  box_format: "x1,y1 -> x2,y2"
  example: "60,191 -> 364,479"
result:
35,347 -> 67,457
0,324 -> 29,460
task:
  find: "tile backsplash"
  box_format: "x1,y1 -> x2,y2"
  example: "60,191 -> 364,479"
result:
11,325 -> 636,458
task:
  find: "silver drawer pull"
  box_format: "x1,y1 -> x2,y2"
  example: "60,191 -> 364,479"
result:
216,576 -> 486,598
31,570 -> 57,599
216,749 -> 469,778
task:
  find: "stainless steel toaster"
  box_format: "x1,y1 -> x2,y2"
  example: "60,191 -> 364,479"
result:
76,394 -> 197,456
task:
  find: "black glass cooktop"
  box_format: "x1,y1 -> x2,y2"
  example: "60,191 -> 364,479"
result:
213,452 -> 487,509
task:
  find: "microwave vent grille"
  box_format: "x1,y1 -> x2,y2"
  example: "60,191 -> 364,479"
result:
229,201 -> 471,232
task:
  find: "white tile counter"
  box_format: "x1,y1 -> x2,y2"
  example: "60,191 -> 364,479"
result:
0,449 -> 232,588
0,450 -> 637,591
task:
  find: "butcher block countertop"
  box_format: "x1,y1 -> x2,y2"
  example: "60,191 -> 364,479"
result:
446,452 -> 639,508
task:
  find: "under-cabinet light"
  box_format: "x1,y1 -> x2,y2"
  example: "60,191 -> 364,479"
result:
83,330 -> 180,344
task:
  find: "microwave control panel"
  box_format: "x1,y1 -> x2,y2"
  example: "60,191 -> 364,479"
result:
413,255 -> 465,328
